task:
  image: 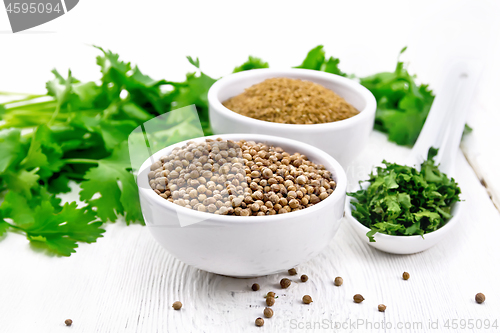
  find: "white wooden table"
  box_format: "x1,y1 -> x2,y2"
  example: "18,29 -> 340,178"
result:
1,128 -> 499,333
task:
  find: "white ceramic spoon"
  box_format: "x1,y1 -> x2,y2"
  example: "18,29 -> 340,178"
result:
346,60 -> 481,254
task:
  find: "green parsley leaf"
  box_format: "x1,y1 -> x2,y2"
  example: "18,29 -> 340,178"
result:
295,45 -> 346,76
359,47 -> 435,146
0,220 -> 9,237
79,142 -> 144,224
0,129 -> 27,173
233,56 -> 269,73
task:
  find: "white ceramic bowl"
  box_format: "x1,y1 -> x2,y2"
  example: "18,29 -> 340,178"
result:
137,134 -> 347,277
345,195 -> 462,254
208,68 -> 377,167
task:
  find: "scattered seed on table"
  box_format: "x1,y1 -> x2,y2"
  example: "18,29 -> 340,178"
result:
64,319 -> 72,326
255,317 -> 264,327
353,294 -> 364,303
266,296 -> 275,306
378,304 -> 386,312
475,293 -> 486,304
402,272 -> 410,280
252,283 -> 260,291
263,307 -> 274,318
334,277 -> 343,286
288,268 -> 297,276
300,274 -> 308,282
280,278 -> 291,289
172,301 -> 182,310
302,295 -> 313,304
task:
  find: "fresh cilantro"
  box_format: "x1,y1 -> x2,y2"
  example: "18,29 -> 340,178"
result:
233,56 -> 269,73
348,148 -> 461,242
295,45 -> 347,77
77,142 -> 143,224
359,47 -> 435,146
0,188 -> 105,256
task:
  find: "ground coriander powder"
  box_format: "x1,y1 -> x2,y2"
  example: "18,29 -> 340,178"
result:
222,77 -> 359,124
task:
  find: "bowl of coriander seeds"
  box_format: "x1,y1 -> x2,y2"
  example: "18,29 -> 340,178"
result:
208,68 -> 377,167
138,134 -> 347,277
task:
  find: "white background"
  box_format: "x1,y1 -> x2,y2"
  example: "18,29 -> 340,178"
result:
1,1 -> 500,332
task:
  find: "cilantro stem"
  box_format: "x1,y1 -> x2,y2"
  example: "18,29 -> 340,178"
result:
64,158 -> 99,165
47,104 -> 61,127
2,222 -> 24,231
63,172 -> 87,180
1,97 -> 53,108
0,91 -> 44,97
3,100 -> 57,111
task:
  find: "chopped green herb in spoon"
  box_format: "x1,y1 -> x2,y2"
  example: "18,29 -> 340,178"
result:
348,148 -> 461,242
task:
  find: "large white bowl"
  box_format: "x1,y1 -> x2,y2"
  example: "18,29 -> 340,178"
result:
208,69 -> 377,167
346,195 -> 462,254
137,134 -> 347,277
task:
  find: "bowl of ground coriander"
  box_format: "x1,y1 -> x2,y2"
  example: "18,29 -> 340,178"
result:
208,69 -> 376,167
137,134 -> 347,277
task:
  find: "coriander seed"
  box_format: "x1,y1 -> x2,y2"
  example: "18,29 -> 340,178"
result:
300,275 -> 308,282
266,296 -> 275,306
302,295 -> 313,304
280,278 -> 291,289
150,138 -> 335,216
172,301 -> 182,310
334,277 -> 343,286
353,294 -> 364,303
266,292 -> 276,298
288,268 -> 297,276
64,319 -> 72,326
263,307 -> 274,318
252,283 -> 260,291
475,293 -> 486,304
402,272 -> 410,280
255,317 -> 264,327
378,304 -> 386,312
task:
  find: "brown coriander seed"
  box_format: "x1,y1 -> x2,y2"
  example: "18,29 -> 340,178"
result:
172,301 -> 183,310
64,319 -> 73,326
266,291 -> 276,298
255,317 -> 265,327
402,272 -> 410,280
378,304 -> 386,312
266,296 -> 275,306
300,275 -> 308,282
353,294 -> 364,303
280,278 -> 291,289
252,283 -> 260,291
302,295 -> 313,304
334,277 -> 343,286
263,307 -> 274,318
475,293 -> 486,304
288,268 -> 297,276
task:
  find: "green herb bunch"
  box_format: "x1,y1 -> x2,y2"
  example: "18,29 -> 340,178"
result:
0,47 -> 220,255
348,148 -> 461,242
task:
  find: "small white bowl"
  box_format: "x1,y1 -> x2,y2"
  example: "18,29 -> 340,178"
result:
137,134 -> 347,277
208,68 -> 377,167
345,196 -> 462,254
